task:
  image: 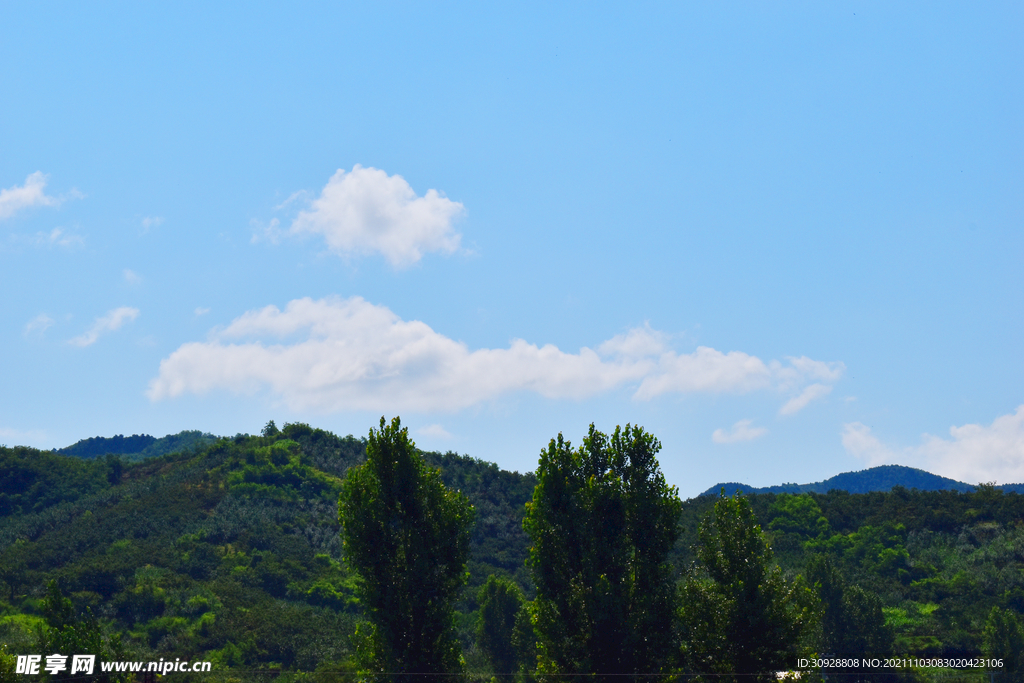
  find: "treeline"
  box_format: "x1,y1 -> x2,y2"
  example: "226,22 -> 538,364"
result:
340,420 -> 880,682
0,420 -> 1022,682
56,430 -> 218,462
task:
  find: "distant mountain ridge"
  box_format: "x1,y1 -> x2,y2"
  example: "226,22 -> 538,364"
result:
56,430 -> 218,461
49,433 -> 1024,498
701,464 -> 1024,498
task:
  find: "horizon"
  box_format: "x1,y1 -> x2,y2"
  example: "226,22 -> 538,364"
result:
31,425 -> 1024,499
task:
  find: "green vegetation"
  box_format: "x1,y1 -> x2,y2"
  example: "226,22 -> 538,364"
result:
475,575 -> 529,677
57,430 -> 218,463
339,417 -> 474,681
679,492 -> 814,682
35,580 -> 130,682
524,424 -> 682,679
1,421 -> 1023,682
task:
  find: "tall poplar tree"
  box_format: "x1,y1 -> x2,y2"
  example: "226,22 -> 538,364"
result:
339,417 -> 474,682
477,574 -> 531,676
523,424 -> 682,680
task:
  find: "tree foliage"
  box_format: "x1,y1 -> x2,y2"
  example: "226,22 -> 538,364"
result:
984,606 -> 1024,673
476,574 -> 530,676
806,554 -> 893,677
0,645 -> 15,683
523,424 -> 681,679
338,417 -> 474,681
680,492 -> 814,682
35,580 -> 131,682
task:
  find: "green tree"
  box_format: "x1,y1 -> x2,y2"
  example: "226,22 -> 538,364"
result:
680,492 -> 814,682
34,580 -> 130,682
523,424 -> 682,680
0,539 -> 28,601
984,606 -> 1024,674
338,417 -> 475,682
768,494 -> 829,538
0,644 -> 15,683
806,555 -> 893,677
477,575 -> 530,676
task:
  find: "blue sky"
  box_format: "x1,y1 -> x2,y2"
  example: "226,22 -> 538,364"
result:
2,2 -> 1021,498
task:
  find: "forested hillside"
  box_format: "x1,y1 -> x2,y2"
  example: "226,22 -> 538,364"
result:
1,423 -> 1023,681
676,488 -> 1024,660
0,423 -> 537,680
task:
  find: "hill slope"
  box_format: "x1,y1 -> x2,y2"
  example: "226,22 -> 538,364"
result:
701,464 -> 1024,497
57,430 -> 219,462
4,425 -> 1024,677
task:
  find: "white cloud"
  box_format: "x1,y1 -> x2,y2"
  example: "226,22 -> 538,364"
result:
37,227 -> 84,248
123,269 -> 142,284
274,190 -> 310,211
24,314 -> 54,336
635,347 -> 772,398
419,424 -> 453,439
148,296 -> 843,415
779,383 -> 833,415
68,307 -> 140,347
597,324 -> 669,359
841,422 -> 894,467
783,356 -> 845,384
251,218 -> 283,245
0,172 -> 61,220
634,350 -> 842,402
149,297 -> 643,411
712,419 -> 768,444
141,216 -> 163,232
842,406 -> 1024,483
288,165 -> 465,267
195,307 -> 211,316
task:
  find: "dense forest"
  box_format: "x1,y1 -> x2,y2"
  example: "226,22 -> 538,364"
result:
0,421 -> 1022,682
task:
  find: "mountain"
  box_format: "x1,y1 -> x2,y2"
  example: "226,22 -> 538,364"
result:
700,464 -> 1024,498
57,430 -> 219,461
4,425 -> 1024,675
0,424 -> 537,674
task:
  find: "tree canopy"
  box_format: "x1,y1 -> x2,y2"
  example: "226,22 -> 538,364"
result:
338,417 -> 475,682
523,424 -> 682,679
680,492 -> 815,682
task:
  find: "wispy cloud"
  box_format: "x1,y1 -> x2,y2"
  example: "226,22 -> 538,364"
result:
1,172 -> 59,220
418,424 -> 453,439
779,383 -> 833,415
842,406 -> 1024,483
141,216 -> 164,232
123,269 -> 142,285
841,423 -> 893,467
282,165 -> 465,268
68,307 -> 140,347
195,307 -> 211,316
250,217 -> 283,245
274,190 -> 310,211
24,313 -> 54,336
36,227 -> 84,249
148,296 -> 843,414
0,172 -> 80,220
712,419 -> 768,444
